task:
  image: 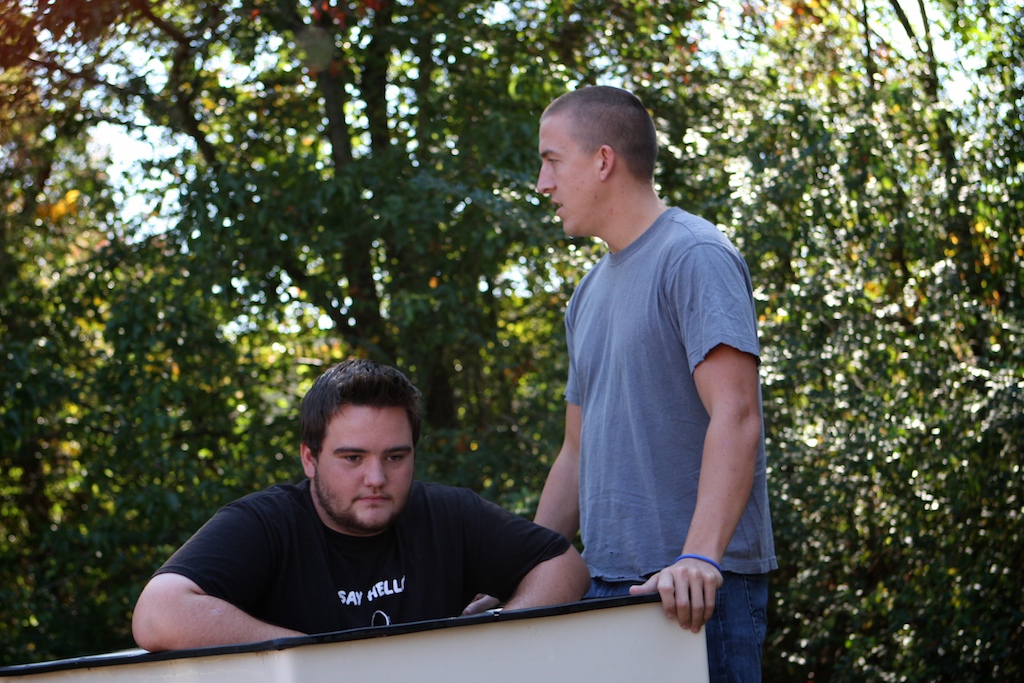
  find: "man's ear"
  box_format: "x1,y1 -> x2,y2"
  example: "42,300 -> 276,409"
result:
300,443 -> 317,479
596,144 -> 616,180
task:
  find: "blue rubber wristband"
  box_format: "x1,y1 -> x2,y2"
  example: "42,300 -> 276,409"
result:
674,553 -> 724,574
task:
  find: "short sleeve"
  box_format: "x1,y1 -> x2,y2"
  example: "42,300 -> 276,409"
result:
155,501 -> 277,612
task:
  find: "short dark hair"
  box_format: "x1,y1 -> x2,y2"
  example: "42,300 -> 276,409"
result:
542,85 -> 658,181
300,358 -> 423,459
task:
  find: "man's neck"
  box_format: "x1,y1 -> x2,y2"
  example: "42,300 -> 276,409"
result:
601,194 -> 669,253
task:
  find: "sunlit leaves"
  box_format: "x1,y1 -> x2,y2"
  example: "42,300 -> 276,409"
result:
1,0 -> 1022,677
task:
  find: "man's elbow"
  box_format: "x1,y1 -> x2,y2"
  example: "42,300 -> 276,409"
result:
505,545 -> 590,611
131,576 -> 194,652
132,601 -> 171,652
540,545 -> 590,603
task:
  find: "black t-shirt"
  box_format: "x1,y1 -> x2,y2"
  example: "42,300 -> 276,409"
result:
155,480 -> 570,634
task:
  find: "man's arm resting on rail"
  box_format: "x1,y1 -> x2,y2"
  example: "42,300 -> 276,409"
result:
132,572 -> 304,651
502,544 -> 590,611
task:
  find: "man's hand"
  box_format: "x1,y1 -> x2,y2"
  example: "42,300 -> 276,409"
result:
629,556 -> 723,633
461,593 -> 503,615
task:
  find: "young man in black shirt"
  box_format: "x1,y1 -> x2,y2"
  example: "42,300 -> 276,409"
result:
132,359 -> 589,651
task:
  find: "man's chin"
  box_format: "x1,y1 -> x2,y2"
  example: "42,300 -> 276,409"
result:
348,507 -> 398,535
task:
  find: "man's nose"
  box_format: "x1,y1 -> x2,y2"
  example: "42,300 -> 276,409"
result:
363,459 -> 387,487
536,167 -> 553,194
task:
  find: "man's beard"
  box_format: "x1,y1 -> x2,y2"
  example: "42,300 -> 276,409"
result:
312,470 -> 396,536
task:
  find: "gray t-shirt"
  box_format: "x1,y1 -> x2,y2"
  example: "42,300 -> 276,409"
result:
565,208 -> 777,579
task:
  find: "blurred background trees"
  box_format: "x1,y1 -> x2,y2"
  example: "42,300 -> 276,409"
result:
1,0 -> 1021,679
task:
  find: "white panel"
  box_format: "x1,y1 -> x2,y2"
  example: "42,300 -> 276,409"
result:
0,599 -> 708,683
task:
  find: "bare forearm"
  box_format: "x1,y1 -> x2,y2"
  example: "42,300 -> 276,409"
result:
535,452 -> 580,540
535,404 -> 582,540
503,547 -> 590,611
683,411 -> 760,559
133,575 -> 303,651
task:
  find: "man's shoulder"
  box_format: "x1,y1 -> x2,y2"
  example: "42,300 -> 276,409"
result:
226,481 -> 312,517
408,480 -> 478,505
660,208 -> 731,247
401,481 -> 496,523
654,209 -> 751,279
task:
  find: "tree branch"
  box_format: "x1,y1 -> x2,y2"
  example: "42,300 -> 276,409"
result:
886,0 -> 924,59
858,0 -> 877,93
125,0 -> 190,46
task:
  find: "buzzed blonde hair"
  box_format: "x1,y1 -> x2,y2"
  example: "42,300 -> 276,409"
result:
542,86 -> 658,181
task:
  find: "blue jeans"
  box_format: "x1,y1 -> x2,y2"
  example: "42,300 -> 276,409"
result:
586,573 -> 768,683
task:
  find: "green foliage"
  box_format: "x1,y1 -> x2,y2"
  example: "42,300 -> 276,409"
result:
1,0 -> 1021,678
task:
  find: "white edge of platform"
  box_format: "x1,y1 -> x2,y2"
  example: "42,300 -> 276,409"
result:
0,594 -> 708,683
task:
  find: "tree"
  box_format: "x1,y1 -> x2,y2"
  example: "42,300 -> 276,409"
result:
1,0 -> 586,659
1,0 -> 1020,677
697,1 -> 1024,679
